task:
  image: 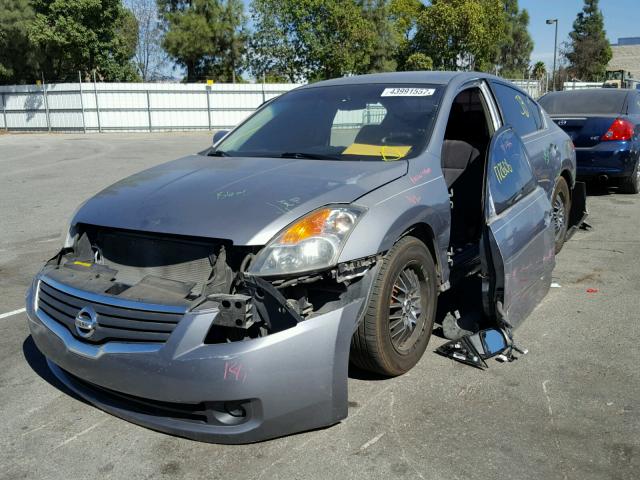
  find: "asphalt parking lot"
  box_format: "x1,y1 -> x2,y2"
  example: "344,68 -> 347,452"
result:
0,132 -> 638,480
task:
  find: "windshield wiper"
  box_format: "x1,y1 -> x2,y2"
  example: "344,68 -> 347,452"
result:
208,149 -> 229,157
279,152 -> 340,160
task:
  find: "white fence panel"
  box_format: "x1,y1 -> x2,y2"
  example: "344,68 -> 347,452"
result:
0,82 -> 300,132
562,81 -> 603,90
7,79 -> 601,133
507,79 -> 544,98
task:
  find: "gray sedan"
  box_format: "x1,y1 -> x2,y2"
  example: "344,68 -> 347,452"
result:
25,71 -> 585,443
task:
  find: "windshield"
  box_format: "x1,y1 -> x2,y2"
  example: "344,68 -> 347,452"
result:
214,83 -> 443,161
539,90 -> 627,115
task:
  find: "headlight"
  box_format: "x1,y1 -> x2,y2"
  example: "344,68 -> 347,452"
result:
60,201 -> 87,249
60,222 -> 77,249
248,205 -> 366,276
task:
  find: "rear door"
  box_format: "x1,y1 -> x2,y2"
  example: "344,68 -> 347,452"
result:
482,127 -> 555,329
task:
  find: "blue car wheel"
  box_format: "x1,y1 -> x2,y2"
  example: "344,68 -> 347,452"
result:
620,159 -> 640,194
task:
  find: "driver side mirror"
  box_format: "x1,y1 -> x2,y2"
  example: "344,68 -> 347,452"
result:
436,328 -> 512,369
213,130 -> 230,146
479,329 -> 508,356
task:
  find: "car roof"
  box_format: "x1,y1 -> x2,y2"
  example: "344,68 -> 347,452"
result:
538,88 -> 633,115
298,71 -> 502,89
541,88 -> 635,98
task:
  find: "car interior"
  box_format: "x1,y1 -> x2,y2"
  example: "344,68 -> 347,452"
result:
441,87 -> 495,278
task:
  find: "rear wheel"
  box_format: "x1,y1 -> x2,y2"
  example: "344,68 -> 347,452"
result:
620,159 -> 640,194
350,236 -> 437,376
552,176 -> 571,254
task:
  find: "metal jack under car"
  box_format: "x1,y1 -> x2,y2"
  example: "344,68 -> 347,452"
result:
26,72 -> 586,443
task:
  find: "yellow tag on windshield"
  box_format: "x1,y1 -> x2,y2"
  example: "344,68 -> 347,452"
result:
342,143 -> 411,161
73,261 -> 92,267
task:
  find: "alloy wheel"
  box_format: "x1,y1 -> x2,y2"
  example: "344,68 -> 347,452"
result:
388,266 -> 425,354
552,193 -> 566,240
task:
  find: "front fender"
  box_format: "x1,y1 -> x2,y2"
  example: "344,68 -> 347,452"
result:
338,165 -> 451,286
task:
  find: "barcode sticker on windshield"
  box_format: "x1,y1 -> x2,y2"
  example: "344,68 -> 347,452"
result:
381,88 -> 435,97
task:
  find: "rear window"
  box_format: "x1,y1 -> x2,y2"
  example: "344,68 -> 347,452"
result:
539,90 -> 627,115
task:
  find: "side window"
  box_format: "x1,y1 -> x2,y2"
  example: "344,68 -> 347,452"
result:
632,93 -> 640,114
491,83 -> 541,136
489,128 -> 537,215
529,101 -> 544,130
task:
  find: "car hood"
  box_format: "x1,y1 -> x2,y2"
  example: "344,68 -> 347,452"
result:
73,154 -> 407,245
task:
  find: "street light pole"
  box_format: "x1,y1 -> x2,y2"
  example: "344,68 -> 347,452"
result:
546,19 -> 558,91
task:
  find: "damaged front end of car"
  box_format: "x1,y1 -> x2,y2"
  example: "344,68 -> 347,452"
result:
26,215 -> 380,443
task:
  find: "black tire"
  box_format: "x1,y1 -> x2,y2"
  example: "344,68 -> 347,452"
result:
350,236 -> 437,376
552,176 -> 571,254
620,159 -> 640,194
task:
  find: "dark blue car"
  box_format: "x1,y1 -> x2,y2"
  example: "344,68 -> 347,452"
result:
539,88 -> 640,193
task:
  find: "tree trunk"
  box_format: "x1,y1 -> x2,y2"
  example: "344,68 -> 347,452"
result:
186,61 -> 196,82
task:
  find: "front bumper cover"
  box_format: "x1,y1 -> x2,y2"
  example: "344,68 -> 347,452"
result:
26,275 -> 367,444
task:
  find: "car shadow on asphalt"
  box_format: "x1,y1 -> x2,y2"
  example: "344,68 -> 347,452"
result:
433,275 -> 488,338
22,335 -> 89,405
348,364 -> 389,381
585,181 -> 619,196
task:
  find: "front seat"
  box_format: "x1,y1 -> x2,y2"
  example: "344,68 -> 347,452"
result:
441,139 -> 480,188
442,139 -> 483,248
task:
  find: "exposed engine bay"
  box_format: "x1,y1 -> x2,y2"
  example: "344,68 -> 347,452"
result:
42,224 -> 378,344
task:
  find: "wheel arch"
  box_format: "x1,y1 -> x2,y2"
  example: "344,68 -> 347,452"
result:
560,167 -> 574,193
399,222 -> 444,289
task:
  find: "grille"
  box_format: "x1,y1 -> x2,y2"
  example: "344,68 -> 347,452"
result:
37,280 -> 184,344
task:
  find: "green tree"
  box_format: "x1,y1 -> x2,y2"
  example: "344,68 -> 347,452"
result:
565,0 -> 611,81
160,0 -> 247,82
389,0 -> 425,70
247,0 -> 299,82
363,0 -> 398,73
498,0 -> 533,78
532,60 -> 546,80
413,0 -> 508,72
404,52 -> 433,71
28,0 -> 139,82
248,0 -> 378,82
0,0 -> 37,84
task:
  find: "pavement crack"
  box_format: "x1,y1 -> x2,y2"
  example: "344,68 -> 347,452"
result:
51,418 -> 108,452
542,380 -> 568,480
571,246 -> 625,254
358,432 -> 385,453
388,390 -> 426,480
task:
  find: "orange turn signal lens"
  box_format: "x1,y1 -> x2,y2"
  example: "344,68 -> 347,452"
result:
281,209 -> 331,244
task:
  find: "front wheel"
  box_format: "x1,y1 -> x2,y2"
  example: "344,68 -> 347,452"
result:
620,160 -> 640,194
552,177 -> 571,254
350,236 -> 437,376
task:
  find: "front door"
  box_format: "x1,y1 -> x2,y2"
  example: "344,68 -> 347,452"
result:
481,127 -> 555,329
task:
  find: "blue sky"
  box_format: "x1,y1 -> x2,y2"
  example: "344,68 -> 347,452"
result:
522,0 -> 640,68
